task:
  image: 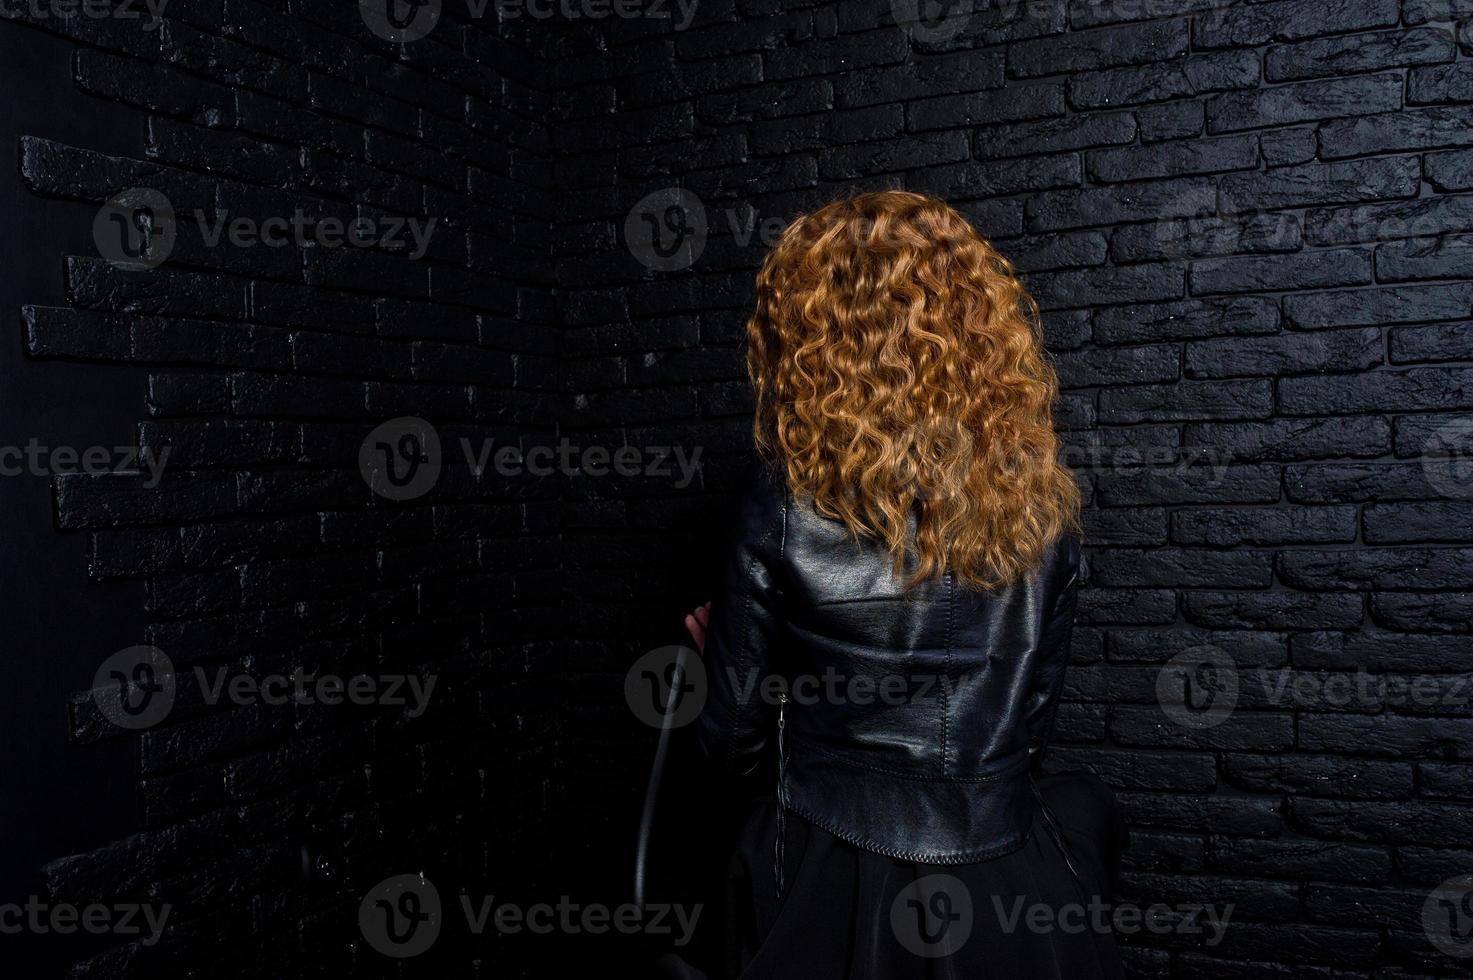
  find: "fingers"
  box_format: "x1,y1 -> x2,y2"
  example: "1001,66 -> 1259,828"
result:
684,613 -> 706,654
684,601 -> 712,654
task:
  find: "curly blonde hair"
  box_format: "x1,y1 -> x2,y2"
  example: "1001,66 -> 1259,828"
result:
747,190 -> 1080,591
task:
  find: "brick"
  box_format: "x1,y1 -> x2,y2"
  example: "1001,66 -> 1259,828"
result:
1259,126 -> 1317,167
908,84 -> 1064,130
21,7 -> 1473,978
1426,149 -> 1473,191
834,50 -> 1005,109
1005,230 -> 1108,272
1373,591 -> 1473,631
1184,416 -> 1393,461
1171,505 -> 1358,546
975,111 -> 1137,160
1409,61 -> 1473,104
1086,135 -> 1258,183
1306,196 -> 1473,246
1091,548 -> 1273,588
1028,176 -> 1216,232
920,155 -> 1082,202
1225,753 -> 1413,800
1111,705 -> 1294,751
1364,502 -> 1473,543
1376,234 -> 1473,282
1285,461 -> 1446,502
1053,344 -> 1179,388
1291,799 -> 1473,846
1112,210 -> 1301,262
1211,836 -> 1396,879
1319,107 -> 1473,157
1118,791 -> 1282,835
1137,100 -> 1205,142
1266,27 -> 1456,81
1194,0 -> 1399,48
1068,51 -> 1260,109
1285,283 -> 1473,328
1292,630 -> 1467,671
1100,379 -> 1273,423
1279,367 -> 1473,415
1220,158 -> 1420,211
1184,327 -> 1382,378
1009,19 -> 1189,78
1184,591 -> 1365,629
1097,463 -> 1282,505
1206,74 -> 1404,133
1028,262 -> 1185,310
1107,628 -> 1288,666
1190,248 -> 1374,295
1278,547 -> 1473,590
817,131 -> 970,178
1093,297 -> 1280,344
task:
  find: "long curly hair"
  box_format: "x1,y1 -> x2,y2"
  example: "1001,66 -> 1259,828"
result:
747,190 -> 1079,591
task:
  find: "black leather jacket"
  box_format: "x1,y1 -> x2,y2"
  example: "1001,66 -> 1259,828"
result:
696,466 -> 1081,864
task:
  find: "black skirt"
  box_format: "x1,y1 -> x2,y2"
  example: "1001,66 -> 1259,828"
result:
711,771 -> 1126,980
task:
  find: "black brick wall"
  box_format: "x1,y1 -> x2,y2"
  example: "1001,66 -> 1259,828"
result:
5,0 -> 1473,976
549,1 -> 1473,977
6,2 -> 563,977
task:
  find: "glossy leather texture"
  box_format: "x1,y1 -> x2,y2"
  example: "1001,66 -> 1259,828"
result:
696,465 -> 1081,864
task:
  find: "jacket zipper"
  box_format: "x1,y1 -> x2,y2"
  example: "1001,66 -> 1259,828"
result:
774,691 -> 788,898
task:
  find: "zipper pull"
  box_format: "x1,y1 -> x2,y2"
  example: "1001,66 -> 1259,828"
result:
774,690 -> 789,898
